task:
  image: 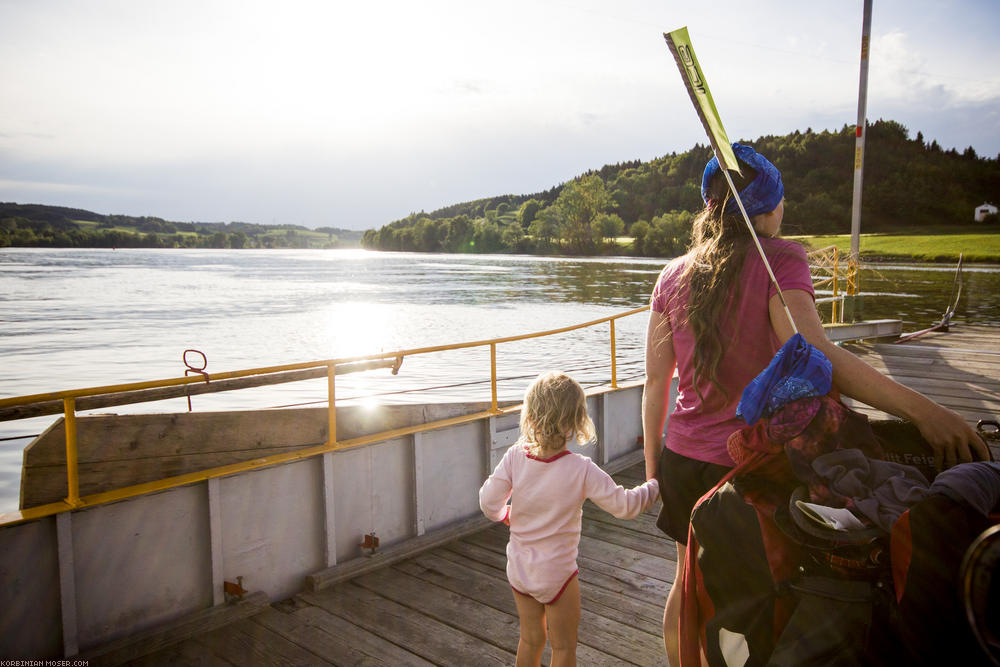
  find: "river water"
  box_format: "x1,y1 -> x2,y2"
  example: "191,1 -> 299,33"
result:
2,247 -> 999,513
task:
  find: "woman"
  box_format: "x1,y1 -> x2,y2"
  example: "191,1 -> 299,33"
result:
641,143 -> 988,665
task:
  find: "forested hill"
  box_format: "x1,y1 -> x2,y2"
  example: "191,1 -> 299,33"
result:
0,204 -> 363,249
363,120 -> 1000,256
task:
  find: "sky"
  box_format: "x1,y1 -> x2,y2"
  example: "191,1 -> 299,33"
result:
1,0 -> 999,231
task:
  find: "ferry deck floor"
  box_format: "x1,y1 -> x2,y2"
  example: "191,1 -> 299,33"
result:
110,324 -> 1000,666
128,461 -> 672,667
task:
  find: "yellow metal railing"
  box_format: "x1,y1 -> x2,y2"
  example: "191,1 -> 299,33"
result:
808,245 -> 858,324
0,305 -> 650,527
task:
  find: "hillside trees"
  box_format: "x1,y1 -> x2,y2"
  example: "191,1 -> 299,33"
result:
0,204 -> 362,249
552,174 -> 616,253
362,117 -> 1000,256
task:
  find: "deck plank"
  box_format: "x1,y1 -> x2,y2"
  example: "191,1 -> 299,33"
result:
189,618 -> 333,667
845,325 -> 1000,458
356,563 -> 638,665
584,496 -> 664,527
253,603 -> 434,666
298,582 -> 516,665
580,513 -> 672,557
398,550 -> 666,649
383,556 -> 662,664
125,639 -> 236,667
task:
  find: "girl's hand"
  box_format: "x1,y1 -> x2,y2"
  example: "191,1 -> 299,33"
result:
913,404 -> 991,470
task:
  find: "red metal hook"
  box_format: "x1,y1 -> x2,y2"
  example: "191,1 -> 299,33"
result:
183,349 -> 210,411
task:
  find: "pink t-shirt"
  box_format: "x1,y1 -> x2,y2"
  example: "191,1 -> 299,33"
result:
650,238 -> 814,466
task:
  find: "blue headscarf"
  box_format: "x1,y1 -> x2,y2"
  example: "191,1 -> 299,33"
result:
736,333 -> 833,425
701,143 -> 784,218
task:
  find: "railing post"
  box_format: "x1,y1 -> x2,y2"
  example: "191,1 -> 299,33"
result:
63,397 -> 81,507
846,257 -> 862,322
610,319 -> 618,388
490,343 -> 499,413
327,363 -> 337,448
832,247 -> 841,323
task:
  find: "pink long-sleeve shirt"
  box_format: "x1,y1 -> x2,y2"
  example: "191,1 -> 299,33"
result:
479,444 -> 660,603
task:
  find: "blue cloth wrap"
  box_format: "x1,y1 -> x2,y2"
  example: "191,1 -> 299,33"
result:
736,333 -> 833,425
701,143 -> 784,217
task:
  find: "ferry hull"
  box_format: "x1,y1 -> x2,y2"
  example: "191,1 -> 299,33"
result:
0,380 -> 657,658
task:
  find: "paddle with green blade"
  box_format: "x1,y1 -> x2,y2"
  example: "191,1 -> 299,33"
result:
663,26 -> 798,334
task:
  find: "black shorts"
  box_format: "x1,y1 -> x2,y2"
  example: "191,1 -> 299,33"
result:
655,447 -> 731,545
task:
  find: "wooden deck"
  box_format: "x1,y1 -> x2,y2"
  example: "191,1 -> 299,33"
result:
842,324 -> 1000,435
126,463 -> 673,666
108,324 -> 1000,666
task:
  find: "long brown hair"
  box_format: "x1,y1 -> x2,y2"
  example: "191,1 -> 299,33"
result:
677,163 -> 759,404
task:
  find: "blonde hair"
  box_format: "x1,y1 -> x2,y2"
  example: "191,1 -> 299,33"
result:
518,371 -> 596,456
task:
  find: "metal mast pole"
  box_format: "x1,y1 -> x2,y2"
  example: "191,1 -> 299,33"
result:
848,0 -> 873,320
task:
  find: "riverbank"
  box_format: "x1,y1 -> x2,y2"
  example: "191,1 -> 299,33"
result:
790,228 -> 1000,263
5,225 -> 999,263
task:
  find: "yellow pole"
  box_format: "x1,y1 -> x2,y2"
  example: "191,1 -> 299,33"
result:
610,319 -> 618,388
490,343 -> 498,413
63,398 -> 80,507
832,247 -> 840,323
327,364 -> 337,448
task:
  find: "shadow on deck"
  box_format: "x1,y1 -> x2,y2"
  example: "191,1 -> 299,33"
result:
128,462 -> 673,666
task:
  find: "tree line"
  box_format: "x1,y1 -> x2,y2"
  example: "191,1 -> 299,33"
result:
0,204 -> 362,249
362,120 -> 1000,257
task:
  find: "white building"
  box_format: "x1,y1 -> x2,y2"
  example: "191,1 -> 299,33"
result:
975,202 -> 998,221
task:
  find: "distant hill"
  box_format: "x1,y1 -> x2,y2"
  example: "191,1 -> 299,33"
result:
0,203 -> 364,249
362,119 -> 1000,256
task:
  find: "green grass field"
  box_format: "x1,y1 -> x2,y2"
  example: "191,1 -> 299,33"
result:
791,228 -> 1000,263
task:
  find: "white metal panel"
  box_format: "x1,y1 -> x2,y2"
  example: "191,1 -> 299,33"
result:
418,421 -> 488,533
826,319 -> 902,342
330,445 -> 373,563
322,452 -> 337,566
489,412 -> 521,470
603,384 -> 644,462
57,512 -> 78,656
72,484 -> 213,649
220,459 -> 325,602
208,478 -> 224,605
0,517 -> 62,658
368,438 -> 417,549
330,438 -> 415,563
413,433 -> 426,536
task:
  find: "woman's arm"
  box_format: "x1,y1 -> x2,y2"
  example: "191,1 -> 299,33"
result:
770,288 -> 989,468
642,309 -> 677,480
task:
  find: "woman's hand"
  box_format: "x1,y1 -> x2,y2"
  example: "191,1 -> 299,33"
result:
912,402 -> 991,470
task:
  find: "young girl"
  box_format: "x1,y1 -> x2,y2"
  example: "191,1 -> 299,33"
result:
480,371 -> 659,667
642,142 -> 989,665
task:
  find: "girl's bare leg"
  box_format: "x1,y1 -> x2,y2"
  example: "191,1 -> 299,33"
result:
545,575 -> 581,667
513,590 -> 547,667
663,540 -> 685,666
